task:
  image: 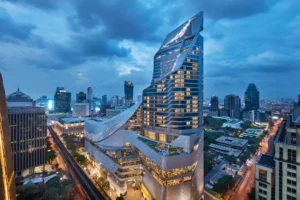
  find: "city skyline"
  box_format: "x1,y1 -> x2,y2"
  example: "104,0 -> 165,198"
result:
1,1 -> 300,99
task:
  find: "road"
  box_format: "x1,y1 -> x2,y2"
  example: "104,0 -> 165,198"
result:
48,126 -> 106,200
231,119 -> 282,200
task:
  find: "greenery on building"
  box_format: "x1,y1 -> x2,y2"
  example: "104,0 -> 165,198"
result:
213,175 -> 235,194
204,116 -> 227,130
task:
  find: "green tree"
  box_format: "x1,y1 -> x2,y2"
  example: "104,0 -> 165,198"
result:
16,182 -> 43,200
213,175 -> 235,194
62,182 -> 76,200
204,152 -> 214,175
46,149 -> 57,163
42,188 -> 60,200
224,155 -> 237,164
46,176 -> 60,189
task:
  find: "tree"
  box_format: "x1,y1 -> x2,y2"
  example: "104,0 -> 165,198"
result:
204,152 -> 214,175
46,176 -> 60,189
46,149 -> 57,163
213,175 -> 234,194
16,182 -> 43,200
224,155 -> 237,164
42,188 -> 60,200
248,187 -> 255,200
61,179 -> 74,189
62,182 -> 76,200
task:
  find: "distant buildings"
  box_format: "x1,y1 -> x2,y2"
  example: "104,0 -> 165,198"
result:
0,74 -> 16,200
245,83 -> 260,110
7,88 -> 47,176
210,95 -> 219,116
111,95 -> 119,107
124,80 -> 133,105
106,108 -> 125,118
102,95 -> 108,105
255,102 -> 300,200
87,87 -> 93,101
72,103 -> 89,117
55,117 -> 85,136
36,96 -> 54,111
224,94 -> 241,119
76,91 -> 86,103
54,87 -> 71,113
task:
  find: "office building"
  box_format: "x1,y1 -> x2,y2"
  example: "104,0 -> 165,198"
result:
7,89 -> 47,176
245,83 -> 260,111
106,108 -> 125,118
256,104 -> 300,200
84,12 -> 204,200
87,87 -> 93,101
124,81 -> 134,105
102,95 -> 108,105
0,74 -> 16,200
55,117 -> 86,136
111,95 -> 119,107
54,87 -> 71,113
210,95 -> 219,116
224,94 -> 241,119
76,91 -> 86,103
72,103 -> 89,117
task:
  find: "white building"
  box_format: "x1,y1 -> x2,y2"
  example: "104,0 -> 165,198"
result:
72,103 -> 89,117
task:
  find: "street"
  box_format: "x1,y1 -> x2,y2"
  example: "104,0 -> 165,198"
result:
48,126 -> 106,200
231,119 -> 282,200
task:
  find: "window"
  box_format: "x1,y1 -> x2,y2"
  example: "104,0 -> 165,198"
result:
287,171 -> 296,178
258,196 -> 267,200
291,133 -> 297,144
279,147 -> 283,159
259,182 -> 267,188
288,149 -> 296,162
287,164 -> 296,170
259,189 -> 267,195
287,195 -> 297,200
259,169 -> 267,182
287,187 -> 296,194
287,179 -> 297,186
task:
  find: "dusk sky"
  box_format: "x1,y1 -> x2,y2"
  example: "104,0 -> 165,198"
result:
0,0 -> 299,100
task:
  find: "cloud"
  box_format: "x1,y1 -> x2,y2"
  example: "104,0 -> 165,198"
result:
0,8 -> 35,43
2,0 -> 58,10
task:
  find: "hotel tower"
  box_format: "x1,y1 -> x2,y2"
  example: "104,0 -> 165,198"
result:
85,12 -> 204,200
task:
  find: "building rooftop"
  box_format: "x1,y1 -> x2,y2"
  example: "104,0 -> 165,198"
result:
59,117 -> 104,124
216,136 -> 248,148
209,143 -> 242,157
257,154 -> 275,168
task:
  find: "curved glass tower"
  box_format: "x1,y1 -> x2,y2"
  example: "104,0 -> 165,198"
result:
84,12 -> 204,200
245,83 -> 260,111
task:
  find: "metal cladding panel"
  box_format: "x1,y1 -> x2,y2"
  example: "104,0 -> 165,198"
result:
85,102 -> 140,141
84,140 -> 119,173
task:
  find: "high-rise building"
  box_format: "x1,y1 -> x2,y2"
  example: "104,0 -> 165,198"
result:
210,95 -> 219,110
124,81 -> 134,105
256,104 -> 300,200
76,91 -> 86,103
224,94 -> 241,119
7,89 -> 47,176
72,103 -> 89,117
210,95 -> 219,116
84,12 -> 204,200
0,74 -> 16,200
245,83 -> 260,110
87,87 -> 93,101
54,87 -> 71,113
111,95 -> 119,107
102,95 -> 108,105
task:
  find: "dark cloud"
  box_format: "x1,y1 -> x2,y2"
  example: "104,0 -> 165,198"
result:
2,0 -> 58,10
0,8 -> 35,43
190,0 -> 278,20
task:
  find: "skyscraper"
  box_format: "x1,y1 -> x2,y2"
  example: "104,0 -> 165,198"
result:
76,91 -> 86,103
245,83 -> 260,110
102,95 -> 108,105
7,89 -> 47,176
210,95 -> 219,110
54,87 -> 71,113
84,12 -> 204,200
224,94 -> 241,119
0,74 -> 16,200
124,81 -> 133,105
87,87 -> 93,101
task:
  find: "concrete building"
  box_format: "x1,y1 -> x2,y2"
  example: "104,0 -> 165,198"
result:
215,136 -> 248,150
76,91 -> 86,103
72,103 -> 89,117
0,74 -> 16,200
55,117 -> 86,136
222,119 -> 243,129
224,94 -> 241,119
124,81 -> 134,106
84,12 -> 204,200
106,108 -> 125,118
54,87 -> 71,113
255,105 -> 300,200
7,89 -> 47,177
